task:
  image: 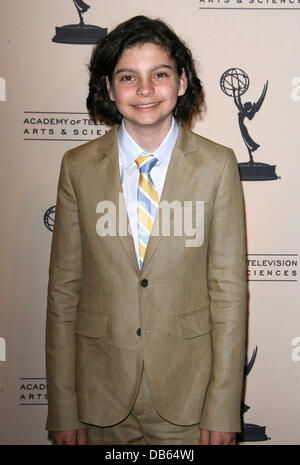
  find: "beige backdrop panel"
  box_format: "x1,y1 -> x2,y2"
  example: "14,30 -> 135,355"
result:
0,0 -> 299,444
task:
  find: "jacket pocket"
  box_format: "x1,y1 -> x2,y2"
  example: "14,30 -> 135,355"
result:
176,307 -> 211,338
75,310 -> 108,339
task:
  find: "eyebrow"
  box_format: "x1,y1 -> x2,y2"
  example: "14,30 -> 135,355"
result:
114,64 -> 174,75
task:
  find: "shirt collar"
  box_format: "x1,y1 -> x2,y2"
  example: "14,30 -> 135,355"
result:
117,117 -> 179,169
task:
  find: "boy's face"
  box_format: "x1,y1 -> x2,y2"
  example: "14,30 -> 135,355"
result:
106,42 -> 187,135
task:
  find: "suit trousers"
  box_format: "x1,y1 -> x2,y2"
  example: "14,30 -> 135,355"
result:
86,366 -> 201,445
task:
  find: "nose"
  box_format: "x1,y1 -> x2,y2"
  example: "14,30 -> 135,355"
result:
136,78 -> 154,97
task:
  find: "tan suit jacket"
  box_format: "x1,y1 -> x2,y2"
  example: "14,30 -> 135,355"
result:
46,124 -> 247,433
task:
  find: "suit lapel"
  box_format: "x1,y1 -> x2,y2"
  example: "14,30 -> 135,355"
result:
95,127 -> 139,274
142,126 -> 196,273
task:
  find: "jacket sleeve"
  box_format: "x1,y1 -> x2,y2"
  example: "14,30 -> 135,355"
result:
45,152 -> 85,431
200,149 -> 247,433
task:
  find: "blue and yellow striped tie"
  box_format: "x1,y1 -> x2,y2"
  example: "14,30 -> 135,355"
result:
135,155 -> 159,270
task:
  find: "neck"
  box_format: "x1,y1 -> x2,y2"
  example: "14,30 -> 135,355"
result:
123,118 -> 172,152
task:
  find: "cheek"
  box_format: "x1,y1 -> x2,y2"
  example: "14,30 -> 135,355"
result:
162,83 -> 181,101
113,86 -> 133,106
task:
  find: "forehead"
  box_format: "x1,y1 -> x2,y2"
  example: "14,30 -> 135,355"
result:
115,42 -> 176,70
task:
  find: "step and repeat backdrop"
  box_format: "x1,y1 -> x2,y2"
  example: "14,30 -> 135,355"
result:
0,0 -> 299,445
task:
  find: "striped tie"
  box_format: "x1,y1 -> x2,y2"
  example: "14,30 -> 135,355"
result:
135,155 -> 158,270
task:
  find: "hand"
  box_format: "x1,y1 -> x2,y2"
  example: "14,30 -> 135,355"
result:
50,428 -> 87,445
199,429 -> 235,445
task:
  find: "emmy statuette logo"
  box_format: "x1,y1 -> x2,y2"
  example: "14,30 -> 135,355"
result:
44,206 -> 56,232
0,77 -> 6,101
237,347 -> 270,442
52,0 -> 107,44
220,68 -> 279,181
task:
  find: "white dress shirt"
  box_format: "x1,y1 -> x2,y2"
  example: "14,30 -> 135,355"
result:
117,117 -> 179,263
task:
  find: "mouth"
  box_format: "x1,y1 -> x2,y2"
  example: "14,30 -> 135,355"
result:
133,102 -> 161,110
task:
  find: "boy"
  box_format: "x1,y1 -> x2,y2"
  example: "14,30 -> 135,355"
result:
46,16 -> 246,445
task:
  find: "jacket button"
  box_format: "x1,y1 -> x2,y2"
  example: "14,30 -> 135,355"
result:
136,328 -> 141,336
141,279 -> 148,287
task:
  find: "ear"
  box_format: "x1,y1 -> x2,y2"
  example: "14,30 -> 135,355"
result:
177,68 -> 188,97
106,76 -> 115,101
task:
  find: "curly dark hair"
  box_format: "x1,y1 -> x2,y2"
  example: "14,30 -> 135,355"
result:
87,16 -> 203,126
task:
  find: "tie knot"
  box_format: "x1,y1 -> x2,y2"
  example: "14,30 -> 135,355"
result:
135,155 -> 157,173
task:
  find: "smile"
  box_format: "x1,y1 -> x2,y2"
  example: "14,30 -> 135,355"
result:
133,102 -> 160,109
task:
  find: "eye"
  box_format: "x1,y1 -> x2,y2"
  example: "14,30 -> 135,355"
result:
120,75 -> 135,82
155,72 -> 168,79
